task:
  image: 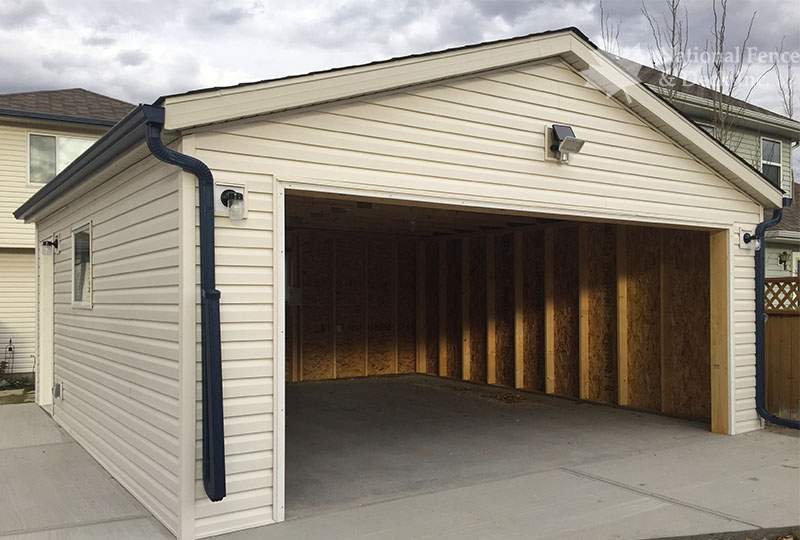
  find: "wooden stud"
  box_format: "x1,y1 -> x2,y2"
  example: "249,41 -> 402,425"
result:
393,239 -> 400,374
544,228 -> 555,394
486,235 -> 497,385
364,241 -> 369,377
578,224 -> 589,400
438,239 -> 448,377
616,225 -> 629,406
416,241 -> 427,373
709,230 -> 730,434
514,231 -> 525,389
462,237 -> 472,381
659,230 -> 667,412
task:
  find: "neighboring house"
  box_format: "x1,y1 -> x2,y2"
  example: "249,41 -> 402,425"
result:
611,56 -> 799,197
0,89 -> 133,376
10,28 -> 795,539
766,182 -> 800,277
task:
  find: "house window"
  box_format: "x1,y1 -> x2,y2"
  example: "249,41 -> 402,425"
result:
72,223 -> 92,307
761,138 -> 782,187
29,134 -> 96,183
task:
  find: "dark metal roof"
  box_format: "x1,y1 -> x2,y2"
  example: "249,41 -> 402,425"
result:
0,88 -> 134,126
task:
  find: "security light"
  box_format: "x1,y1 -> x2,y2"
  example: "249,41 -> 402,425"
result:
220,189 -> 245,221
550,124 -> 585,163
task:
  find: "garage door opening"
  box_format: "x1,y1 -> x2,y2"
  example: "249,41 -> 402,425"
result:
283,192 -> 724,518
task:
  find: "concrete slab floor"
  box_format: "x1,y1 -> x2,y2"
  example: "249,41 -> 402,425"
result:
255,374 -> 798,539
0,404 -> 172,540
1,377 -> 797,540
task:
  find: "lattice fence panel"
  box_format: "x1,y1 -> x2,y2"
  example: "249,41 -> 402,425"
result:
765,277 -> 800,314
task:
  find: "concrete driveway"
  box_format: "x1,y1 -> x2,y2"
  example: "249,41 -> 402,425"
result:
1,378 -> 798,540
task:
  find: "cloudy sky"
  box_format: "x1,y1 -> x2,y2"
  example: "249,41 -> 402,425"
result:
1,0 -> 798,117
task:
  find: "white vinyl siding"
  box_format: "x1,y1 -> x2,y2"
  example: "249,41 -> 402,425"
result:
0,248 -> 36,373
189,138 -> 276,538
36,152 -> 184,535
184,56 -> 766,534
0,124 -> 39,247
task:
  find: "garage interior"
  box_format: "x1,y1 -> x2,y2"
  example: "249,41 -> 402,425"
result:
284,192 -> 726,517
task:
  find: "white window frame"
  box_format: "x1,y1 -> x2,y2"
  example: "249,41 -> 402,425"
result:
760,136 -> 782,185
27,131 -> 97,185
71,222 -> 93,309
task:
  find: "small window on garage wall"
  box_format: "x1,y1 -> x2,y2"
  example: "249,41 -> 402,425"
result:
760,138 -> 782,187
72,223 -> 92,308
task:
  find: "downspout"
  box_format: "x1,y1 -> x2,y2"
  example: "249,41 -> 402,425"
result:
744,196 -> 800,430
142,105 -> 227,500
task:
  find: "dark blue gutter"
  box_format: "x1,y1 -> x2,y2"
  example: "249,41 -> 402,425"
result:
142,105 -> 226,500
14,104 -> 228,500
746,197 -> 800,430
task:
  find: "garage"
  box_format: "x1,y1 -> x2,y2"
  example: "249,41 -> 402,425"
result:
14,28 -> 785,539
282,193 -> 724,517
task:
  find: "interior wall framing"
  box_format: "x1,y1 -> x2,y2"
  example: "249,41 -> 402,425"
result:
285,202 -> 726,425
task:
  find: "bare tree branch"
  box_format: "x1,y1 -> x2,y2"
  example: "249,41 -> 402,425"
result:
599,1 -> 621,56
641,0 -> 689,100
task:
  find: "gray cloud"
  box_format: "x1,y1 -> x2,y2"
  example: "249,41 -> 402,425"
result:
82,34 -> 116,46
116,49 -> 148,67
0,0 -> 48,27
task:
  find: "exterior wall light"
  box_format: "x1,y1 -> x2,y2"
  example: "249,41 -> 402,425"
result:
550,124 -> 585,163
220,189 -> 245,221
778,251 -> 790,270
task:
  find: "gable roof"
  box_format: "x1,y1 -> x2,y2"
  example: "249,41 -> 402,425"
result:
0,88 -> 134,126
160,27 -> 784,208
15,27 -> 788,222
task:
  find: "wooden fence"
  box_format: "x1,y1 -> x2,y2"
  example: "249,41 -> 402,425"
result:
765,277 -> 800,420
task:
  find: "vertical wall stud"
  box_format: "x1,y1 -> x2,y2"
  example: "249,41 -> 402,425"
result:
393,238 -> 400,374
514,231 -> 525,389
544,228 -> 555,394
462,237 -> 472,381
486,235 -> 497,385
578,224 -> 590,400
659,230 -> 667,412
438,239 -> 448,378
616,225 -> 629,406
710,230 -> 730,434
416,241 -> 427,374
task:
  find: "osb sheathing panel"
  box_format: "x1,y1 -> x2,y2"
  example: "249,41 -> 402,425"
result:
494,233 -> 516,387
522,231 -> 545,392
367,239 -> 395,376
661,230 -> 710,421
300,232 -> 335,380
397,238 -> 417,373
552,226 -> 580,397
335,237 -> 367,378
467,236 -> 488,383
624,226 -> 662,411
582,224 -> 617,403
444,239 -> 463,378
424,240 -> 440,375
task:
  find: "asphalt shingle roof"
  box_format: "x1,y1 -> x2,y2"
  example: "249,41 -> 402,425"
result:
774,182 -> 800,233
0,88 -> 134,125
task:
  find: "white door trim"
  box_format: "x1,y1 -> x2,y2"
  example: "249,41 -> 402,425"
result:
37,237 -> 55,413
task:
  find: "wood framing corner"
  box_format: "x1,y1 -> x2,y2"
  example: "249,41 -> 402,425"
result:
544,228 -> 555,394
709,229 -> 731,434
616,225 -> 629,406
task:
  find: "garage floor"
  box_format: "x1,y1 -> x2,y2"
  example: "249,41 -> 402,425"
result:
2,379 -> 798,539
266,374 -> 799,539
